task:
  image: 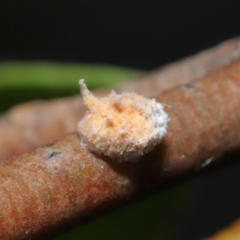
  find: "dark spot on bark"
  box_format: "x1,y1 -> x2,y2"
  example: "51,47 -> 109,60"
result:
44,142 -> 55,147
47,151 -> 62,160
182,83 -> 198,91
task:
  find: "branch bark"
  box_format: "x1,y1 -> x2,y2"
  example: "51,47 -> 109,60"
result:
1,58 -> 240,239
1,38 -> 240,162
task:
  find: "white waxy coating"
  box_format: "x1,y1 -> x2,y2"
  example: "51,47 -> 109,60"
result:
77,79 -> 170,162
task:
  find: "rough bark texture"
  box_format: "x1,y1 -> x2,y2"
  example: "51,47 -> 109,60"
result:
1,59 -> 240,239
1,38 -> 240,162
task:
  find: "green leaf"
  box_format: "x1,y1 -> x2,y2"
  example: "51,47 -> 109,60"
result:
0,61 -> 143,112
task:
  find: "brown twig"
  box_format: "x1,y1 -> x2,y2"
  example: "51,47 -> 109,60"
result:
1,38 -> 240,162
204,219 -> 240,239
1,58 -> 240,239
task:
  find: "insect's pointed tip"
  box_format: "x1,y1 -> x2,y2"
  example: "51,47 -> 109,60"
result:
79,79 -> 85,85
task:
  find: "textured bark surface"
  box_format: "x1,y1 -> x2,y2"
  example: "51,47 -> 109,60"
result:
1,38 -> 240,162
1,59 -> 240,239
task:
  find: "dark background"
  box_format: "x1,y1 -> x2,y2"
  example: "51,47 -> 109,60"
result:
1,0 -> 240,70
1,1 -> 240,239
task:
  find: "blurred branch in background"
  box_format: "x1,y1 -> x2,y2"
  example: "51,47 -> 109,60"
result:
205,219 -> 240,240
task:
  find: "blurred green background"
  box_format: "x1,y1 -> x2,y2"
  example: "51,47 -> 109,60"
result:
0,61 -> 191,240
0,61 -> 143,113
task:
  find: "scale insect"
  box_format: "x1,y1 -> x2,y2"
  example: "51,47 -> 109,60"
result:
77,79 -> 170,162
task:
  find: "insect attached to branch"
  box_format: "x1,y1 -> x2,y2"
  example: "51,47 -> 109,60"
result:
77,79 -> 170,162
